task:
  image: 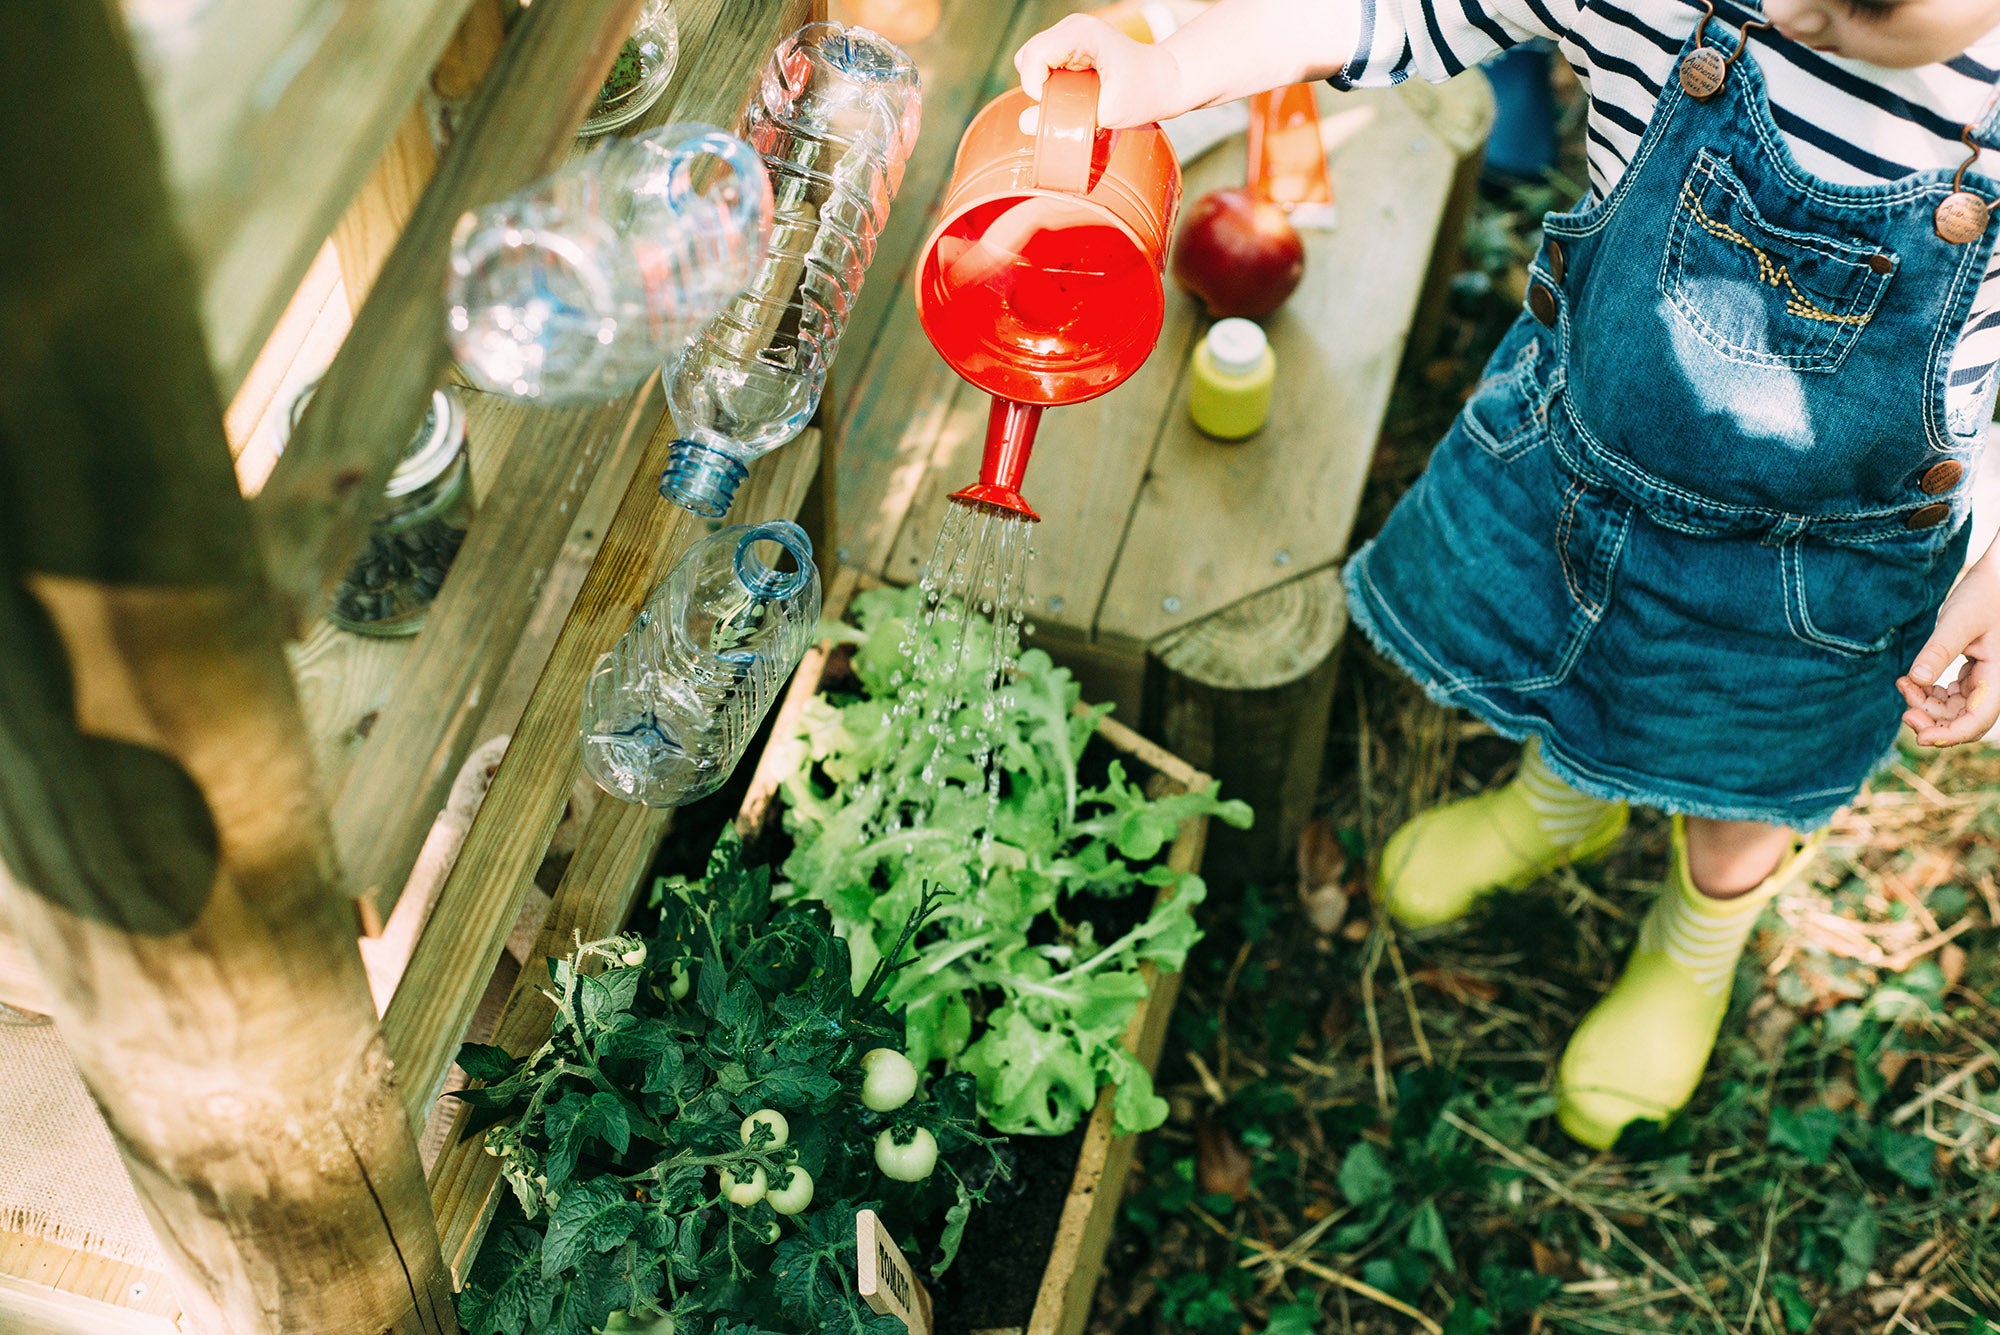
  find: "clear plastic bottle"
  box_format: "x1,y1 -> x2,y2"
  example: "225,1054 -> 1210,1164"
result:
578,520 -> 822,807
660,22 -> 921,517
446,123 -> 773,403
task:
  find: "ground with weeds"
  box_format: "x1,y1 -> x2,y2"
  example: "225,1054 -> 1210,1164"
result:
1086,80 -> 2000,1335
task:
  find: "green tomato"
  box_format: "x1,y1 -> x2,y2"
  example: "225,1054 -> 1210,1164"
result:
760,1220 -> 782,1244
720,1164 -> 767,1206
766,1165 -> 814,1215
859,1049 -> 918,1112
619,942 -> 647,967
603,1313 -> 675,1335
740,1109 -> 789,1149
874,1126 -> 937,1182
668,960 -> 690,1001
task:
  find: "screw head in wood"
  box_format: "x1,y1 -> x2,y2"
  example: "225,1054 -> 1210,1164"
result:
1163,596 -> 1182,613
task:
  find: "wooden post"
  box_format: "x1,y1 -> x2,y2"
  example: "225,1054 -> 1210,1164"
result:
1148,569 -> 1348,886
0,7 -> 452,1332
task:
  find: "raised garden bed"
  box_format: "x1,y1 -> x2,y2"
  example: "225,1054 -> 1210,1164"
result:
729,572 -> 1215,1335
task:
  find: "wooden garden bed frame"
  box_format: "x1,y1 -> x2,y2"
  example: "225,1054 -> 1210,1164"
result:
0,2 -> 828,1331
723,571 -> 1214,1335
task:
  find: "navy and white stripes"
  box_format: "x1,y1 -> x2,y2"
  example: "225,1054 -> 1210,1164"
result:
1331,0 -> 2000,424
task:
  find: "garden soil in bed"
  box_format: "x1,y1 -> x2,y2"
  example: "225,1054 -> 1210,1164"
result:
928,1125 -> 1085,1334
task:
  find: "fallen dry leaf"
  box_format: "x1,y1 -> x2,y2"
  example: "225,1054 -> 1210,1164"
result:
1297,817 -> 1353,936
1195,1117 -> 1253,1202
1410,965 -> 1503,1004
1940,941 -> 1968,989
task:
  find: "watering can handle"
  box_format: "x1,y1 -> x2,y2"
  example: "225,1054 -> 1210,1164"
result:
1032,69 -> 1099,194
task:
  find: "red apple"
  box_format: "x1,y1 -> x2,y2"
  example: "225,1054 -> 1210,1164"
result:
1171,187 -> 1306,319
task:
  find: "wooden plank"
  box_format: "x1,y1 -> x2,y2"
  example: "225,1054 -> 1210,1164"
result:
333,389 -> 659,925
125,0 -> 479,391
1027,769 -> 1209,1335
332,103 -> 440,308
423,432 -> 824,1282
1095,80 -> 1479,645
837,0 -> 1041,573
0,1234 -> 178,1323
222,242 -> 345,460
0,7 -> 449,1330
833,0 -> 1031,440
1399,73 -> 1497,371
0,1270 -> 179,1335
253,0 -> 649,635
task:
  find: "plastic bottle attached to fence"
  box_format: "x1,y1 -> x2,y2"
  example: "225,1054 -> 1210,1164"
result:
660,22 -> 921,517
578,521 -> 823,807
446,123 -> 773,403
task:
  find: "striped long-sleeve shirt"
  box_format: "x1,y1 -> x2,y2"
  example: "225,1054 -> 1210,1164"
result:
1330,0 -> 2000,427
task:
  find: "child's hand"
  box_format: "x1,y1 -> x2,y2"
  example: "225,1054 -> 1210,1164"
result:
1898,561 -> 2000,747
1013,14 -> 1188,129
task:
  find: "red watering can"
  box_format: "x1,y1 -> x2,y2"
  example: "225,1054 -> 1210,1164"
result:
914,69 -> 1181,520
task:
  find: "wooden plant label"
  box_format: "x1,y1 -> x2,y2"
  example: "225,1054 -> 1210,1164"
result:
856,1208 -> 932,1335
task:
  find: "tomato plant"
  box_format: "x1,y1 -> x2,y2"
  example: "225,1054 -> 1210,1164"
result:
453,834 -> 1002,1335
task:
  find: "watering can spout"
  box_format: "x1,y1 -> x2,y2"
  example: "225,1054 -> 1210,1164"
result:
949,399 -> 1044,521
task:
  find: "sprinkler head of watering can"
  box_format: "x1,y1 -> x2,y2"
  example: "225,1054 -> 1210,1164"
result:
948,399 -> 1043,522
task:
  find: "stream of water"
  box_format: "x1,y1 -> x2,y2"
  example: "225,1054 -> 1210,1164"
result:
866,498 -> 1037,846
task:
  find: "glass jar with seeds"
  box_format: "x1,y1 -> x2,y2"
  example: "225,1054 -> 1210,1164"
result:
579,0 -> 680,138
286,383 -> 473,637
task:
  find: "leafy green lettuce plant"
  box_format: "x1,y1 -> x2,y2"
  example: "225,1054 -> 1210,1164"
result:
454,833 -> 999,1335
778,586 -> 1251,1139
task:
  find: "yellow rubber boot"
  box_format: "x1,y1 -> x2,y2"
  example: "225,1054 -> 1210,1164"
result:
1556,817 -> 1820,1149
1376,740 -> 1629,929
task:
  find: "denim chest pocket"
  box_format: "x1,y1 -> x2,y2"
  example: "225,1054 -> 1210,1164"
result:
1462,328 -> 1558,461
1662,153 -> 1892,373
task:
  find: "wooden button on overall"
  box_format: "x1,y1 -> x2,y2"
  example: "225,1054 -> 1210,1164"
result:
1906,503 -> 1950,529
1921,461 -> 1964,494
1547,240 -> 1567,282
1529,283 -> 1558,327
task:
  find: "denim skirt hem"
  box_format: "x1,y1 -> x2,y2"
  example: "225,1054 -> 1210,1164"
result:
1341,544 -> 1876,833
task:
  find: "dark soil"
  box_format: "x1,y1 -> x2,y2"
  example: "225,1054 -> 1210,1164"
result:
930,1126 -> 1087,1335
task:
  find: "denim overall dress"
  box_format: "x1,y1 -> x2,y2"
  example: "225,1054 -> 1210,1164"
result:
1344,14 -> 2000,829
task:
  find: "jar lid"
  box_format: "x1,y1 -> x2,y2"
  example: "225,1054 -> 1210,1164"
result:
285,381 -> 466,499
1206,318 -> 1269,374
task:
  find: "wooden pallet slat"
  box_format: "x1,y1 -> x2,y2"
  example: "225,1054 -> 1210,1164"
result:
426,438 -> 824,1281
254,0 -> 650,636
129,0 -> 482,392
332,389 -> 660,926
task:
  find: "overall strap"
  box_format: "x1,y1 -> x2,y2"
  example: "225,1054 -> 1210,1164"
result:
1971,87 -> 2000,153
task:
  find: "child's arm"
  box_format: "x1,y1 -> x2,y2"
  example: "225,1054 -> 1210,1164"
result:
1898,548 -> 2000,746
1012,1 -> 1356,128
1014,0 -> 1565,130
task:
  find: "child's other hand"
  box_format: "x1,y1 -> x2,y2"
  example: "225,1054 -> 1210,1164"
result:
1898,562 -> 2000,747
1013,14 -> 1186,129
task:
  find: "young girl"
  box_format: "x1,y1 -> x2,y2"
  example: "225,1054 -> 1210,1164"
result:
1015,0 -> 2000,1148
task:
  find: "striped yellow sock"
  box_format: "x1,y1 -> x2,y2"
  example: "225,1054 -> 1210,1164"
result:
1556,816 -> 1819,1149
1377,739 -> 1629,929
